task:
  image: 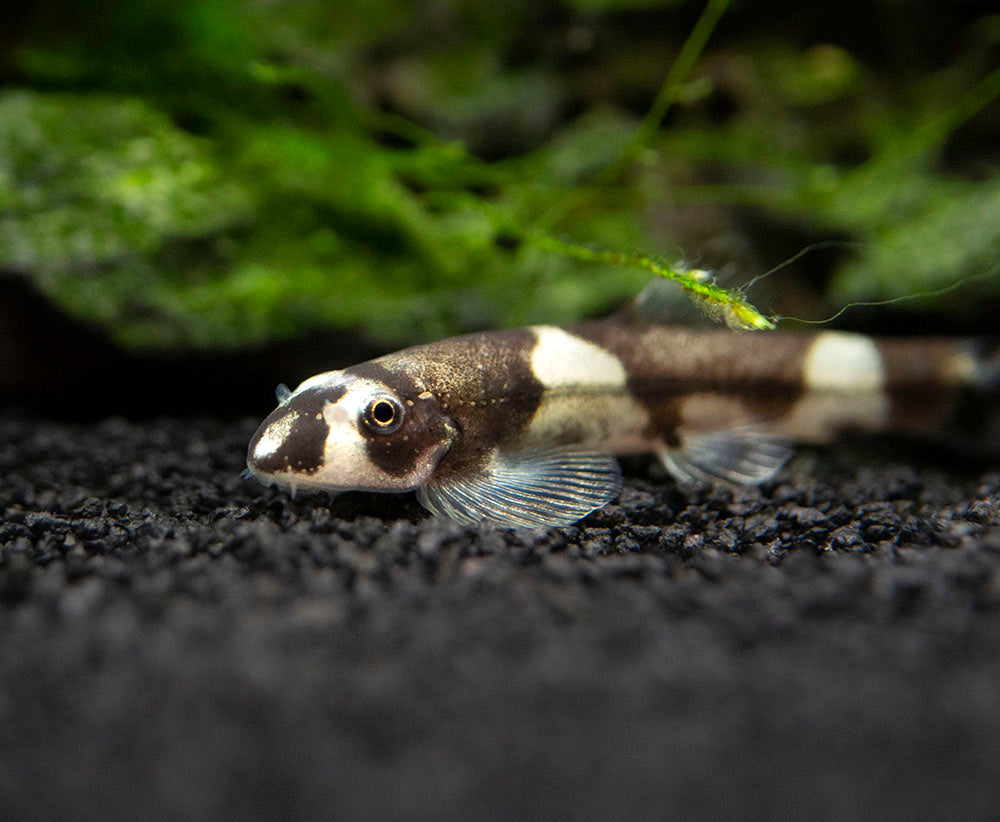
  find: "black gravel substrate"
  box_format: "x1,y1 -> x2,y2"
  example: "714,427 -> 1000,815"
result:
1,413 -> 999,820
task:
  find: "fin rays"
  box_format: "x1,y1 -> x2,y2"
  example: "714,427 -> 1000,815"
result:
418,446 -> 622,528
659,428 -> 793,485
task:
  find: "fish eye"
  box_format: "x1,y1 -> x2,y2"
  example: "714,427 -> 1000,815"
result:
363,395 -> 404,434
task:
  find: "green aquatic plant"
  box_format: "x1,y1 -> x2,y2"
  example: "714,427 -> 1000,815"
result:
1,0 -> 997,349
527,234 -> 774,330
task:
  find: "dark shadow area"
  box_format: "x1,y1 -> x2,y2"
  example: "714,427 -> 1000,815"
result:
0,273 -> 383,419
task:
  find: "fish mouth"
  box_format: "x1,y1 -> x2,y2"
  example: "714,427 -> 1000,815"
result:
242,463 -> 277,487
243,456 -> 361,498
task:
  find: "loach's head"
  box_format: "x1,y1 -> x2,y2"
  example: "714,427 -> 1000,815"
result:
246,369 -> 457,494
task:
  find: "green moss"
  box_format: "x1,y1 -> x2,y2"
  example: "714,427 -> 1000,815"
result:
2,1 -> 998,349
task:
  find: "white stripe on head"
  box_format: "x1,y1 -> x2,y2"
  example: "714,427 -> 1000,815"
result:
253,411 -> 299,460
293,370 -> 347,397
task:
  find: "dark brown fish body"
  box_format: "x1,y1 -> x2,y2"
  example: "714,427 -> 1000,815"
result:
247,310 -> 996,527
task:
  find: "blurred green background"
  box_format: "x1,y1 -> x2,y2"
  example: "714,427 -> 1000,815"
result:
1,0 -> 999,351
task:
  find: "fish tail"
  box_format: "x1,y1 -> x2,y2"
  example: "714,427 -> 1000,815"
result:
941,338 -> 1000,453
813,334 -> 1000,453
971,339 -> 1000,391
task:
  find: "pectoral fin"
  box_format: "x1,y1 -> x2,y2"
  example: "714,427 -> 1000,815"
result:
417,446 -> 622,528
658,428 -> 793,485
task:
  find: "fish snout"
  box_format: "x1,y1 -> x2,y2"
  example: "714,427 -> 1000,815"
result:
246,399 -> 330,482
